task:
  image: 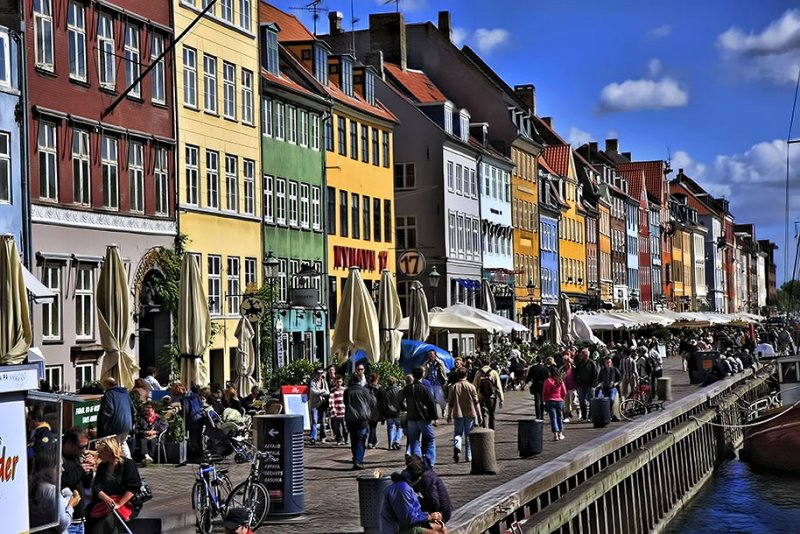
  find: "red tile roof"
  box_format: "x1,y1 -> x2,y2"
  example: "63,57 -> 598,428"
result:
259,3 -> 315,42
542,145 -> 571,177
670,182 -> 711,215
326,80 -> 397,123
617,161 -> 665,202
384,63 -> 447,104
260,68 -> 316,99
539,155 -> 558,176
618,169 -> 645,201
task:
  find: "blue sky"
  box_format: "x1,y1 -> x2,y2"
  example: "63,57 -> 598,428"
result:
269,0 -> 800,283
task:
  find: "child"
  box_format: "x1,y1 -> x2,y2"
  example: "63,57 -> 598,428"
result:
329,376 -> 348,445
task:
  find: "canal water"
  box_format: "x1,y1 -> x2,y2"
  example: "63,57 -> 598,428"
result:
665,459 -> 800,534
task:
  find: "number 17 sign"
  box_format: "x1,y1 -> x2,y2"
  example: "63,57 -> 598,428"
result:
398,250 -> 427,278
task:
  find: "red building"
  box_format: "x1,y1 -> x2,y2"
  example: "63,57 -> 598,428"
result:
621,169 -> 651,310
24,0 -> 177,391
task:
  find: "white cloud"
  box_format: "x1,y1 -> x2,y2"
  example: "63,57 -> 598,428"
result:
648,25 -> 672,38
474,28 -> 511,55
606,129 -> 620,140
598,78 -> 688,113
647,58 -> 663,78
672,150 -> 709,183
567,127 -> 594,147
451,27 -> 468,47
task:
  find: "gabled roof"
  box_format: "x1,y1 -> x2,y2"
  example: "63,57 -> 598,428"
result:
260,3 -> 315,42
617,161 -> 666,202
619,169 -> 646,201
542,145 -> 571,177
384,63 -> 447,104
326,78 -> 398,123
260,47 -> 324,102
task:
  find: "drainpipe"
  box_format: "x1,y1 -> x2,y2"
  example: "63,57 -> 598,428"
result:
321,109 -> 331,367
15,21 -> 31,269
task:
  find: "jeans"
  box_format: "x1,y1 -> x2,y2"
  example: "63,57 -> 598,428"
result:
331,417 -> 346,442
453,418 -> 475,461
577,386 -> 594,420
532,391 -> 544,420
310,408 -> 327,441
386,418 -> 403,446
597,387 -> 618,403
431,385 -> 446,417
564,390 -> 577,419
479,397 -> 497,429
347,425 -> 369,465
546,400 -> 564,433
68,522 -> 85,534
368,422 -> 378,447
138,437 -> 157,459
407,420 -> 436,465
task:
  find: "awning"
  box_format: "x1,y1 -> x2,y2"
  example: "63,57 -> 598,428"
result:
456,278 -> 481,290
22,265 -> 55,302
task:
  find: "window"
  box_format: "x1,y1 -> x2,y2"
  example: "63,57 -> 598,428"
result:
0,33 -> 9,86
75,363 -> 95,390
241,69 -> 253,124
313,45 -> 328,85
220,0 -> 233,23
363,195 -> 371,240
67,2 -> 87,80
245,257 -> 257,289
203,54 -> 217,113
98,15 -> 115,88
326,186 -> 335,234
263,175 -> 274,223
227,257 -> 240,315
239,0 -> 251,31
278,259 -> 287,302
183,47 -> 197,107
225,155 -> 238,211
373,198 -> 381,243
151,34 -> 165,104
299,183 -> 309,229
350,120 -> 358,160
448,212 -> 456,253
311,186 -> 321,230
382,132 -> 390,168
337,117 -> 346,156
274,102 -> 285,140
339,190 -> 348,237
298,110 -> 308,147
444,103 -> 453,134
39,121 -> 58,200
265,27 -> 279,75
365,70 -> 376,105
460,112 -> 470,143
457,216 -> 464,254
351,193 -> 360,239
455,164 -> 463,193
384,200 -> 392,242
101,136 -> 118,209
128,141 -> 144,212
288,180 -> 298,226
324,115 -> 333,151
197,150 -> 216,210
361,125 -> 369,163
71,130 -> 90,206
473,219 -> 480,257
75,265 -> 93,339
262,98 -> 273,137
34,0 -> 54,70
155,147 -> 169,215
208,256 -> 221,315
42,264 -> 61,340
223,62 -> 236,119
275,177 -> 286,224
185,145 -> 199,205
243,159 -> 254,215
341,58 -> 353,96
124,25 -> 140,97
45,366 -> 62,390
201,0 -> 215,16
470,169 -> 477,198
310,114 -> 320,151
372,128 -> 380,166
447,162 -> 454,191
394,163 -> 415,190
396,215 -> 417,249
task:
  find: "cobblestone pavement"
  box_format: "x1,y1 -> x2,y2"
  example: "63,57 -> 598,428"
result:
139,356 -> 693,533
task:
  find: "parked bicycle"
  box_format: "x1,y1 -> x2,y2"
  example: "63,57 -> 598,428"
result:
225,450 -> 273,528
192,456 -> 233,534
620,378 -> 665,421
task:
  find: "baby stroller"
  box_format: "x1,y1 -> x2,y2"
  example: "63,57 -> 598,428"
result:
202,407 -> 254,464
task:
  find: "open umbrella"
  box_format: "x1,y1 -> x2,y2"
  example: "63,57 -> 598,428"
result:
407,280 -> 430,342
97,245 -> 139,389
0,235 -> 31,364
331,267 -> 380,363
445,304 -> 529,334
480,279 -> 496,314
178,253 -> 212,388
548,307 -> 562,345
378,269 -> 403,362
233,317 -> 256,393
558,293 -> 575,344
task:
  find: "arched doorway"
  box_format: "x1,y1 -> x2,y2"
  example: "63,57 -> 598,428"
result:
137,270 -> 172,385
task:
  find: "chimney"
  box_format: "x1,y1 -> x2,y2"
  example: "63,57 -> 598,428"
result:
438,11 -> 452,41
541,116 -> 553,129
589,141 -> 598,153
329,11 -> 343,35
514,84 -> 535,114
622,151 -> 632,161
369,13 -> 407,71
605,138 -> 618,153
678,168 -> 684,175
365,51 -> 384,78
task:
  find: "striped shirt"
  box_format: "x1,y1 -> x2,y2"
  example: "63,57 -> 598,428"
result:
620,355 -> 638,381
330,386 -> 346,418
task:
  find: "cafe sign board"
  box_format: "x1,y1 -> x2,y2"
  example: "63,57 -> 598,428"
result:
0,398 -> 30,533
0,365 -> 39,394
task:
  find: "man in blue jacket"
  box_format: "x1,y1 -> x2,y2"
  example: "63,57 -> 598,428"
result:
379,457 -> 446,533
97,377 -> 135,458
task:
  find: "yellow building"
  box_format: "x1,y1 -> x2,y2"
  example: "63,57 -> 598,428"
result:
598,196 -> 613,304
512,143 -> 541,320
174,0 -> 262,385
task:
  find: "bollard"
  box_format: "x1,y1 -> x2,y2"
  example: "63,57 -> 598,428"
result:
591,397 -> 611,428
656,377 -> 673,401
357,475 -> 392,534
517,420 -> 544,457
469,427 -> 500,474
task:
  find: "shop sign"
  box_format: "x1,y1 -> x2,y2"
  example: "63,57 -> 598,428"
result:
398,250 -> 426,277
289,288 -> 319,308
332,246 -> 389,272
0,365 -> 39,394
0,398 -> 30,533
280,385 -> 310,431
72,400 -> 101,428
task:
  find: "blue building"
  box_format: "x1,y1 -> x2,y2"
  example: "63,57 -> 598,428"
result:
538,166 -> 568,308
624,196 -> 639,306
0,23 -> 27,259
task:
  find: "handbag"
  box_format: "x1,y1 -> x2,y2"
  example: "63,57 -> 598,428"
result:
132,478 -> 153,506
90,497 -> 133,521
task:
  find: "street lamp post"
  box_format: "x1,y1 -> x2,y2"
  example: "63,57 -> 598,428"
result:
263,251 -> 280,370
428,266 -> 441,307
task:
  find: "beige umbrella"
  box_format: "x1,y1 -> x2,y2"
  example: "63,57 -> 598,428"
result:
399,309 -> 499,334
480,279 -> 496,314
0,235 -> 32,364
233,316 -> 256,393
331,267 -> 380,363
558,293 -> 575,345
178,253 -> 211,388
407,280 -> 430,342
378,269 -> 403,362
97,245 -> 139,389
548,307 -> 562,345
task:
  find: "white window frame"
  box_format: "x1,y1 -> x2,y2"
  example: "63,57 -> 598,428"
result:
220,0 -> 233,23
455,164 -> 463,194
208,256 -> 221,315
183,47 -> 197,107
101,136 -> 118,210
71,129 -> 90,206
299,183 -> 309,229
0,131 -> 9,203
225,154 -> 238,212
263,175 -> 274,223
241,68 -> 253,124
185,144 -> 199,205
239,0 -> 251,31
275,177 -> 286,225
203,54 -> 217,113
262,98 -> 273,137
227,256 -> 240,315
265,28 -> 279,75
244,257 -> 257,289
286,105 -> 297,144
223,61 -> 236,120
42,264 -> 61,340
128,141 -> 144,212
151,33 -> 166,104
75,264 -> 94,340
124,24 -> 140,97
310,114 -> 320,151
155,147 -> 169,215
243,159 -> 255,215
75,363 -> 95,390
311,186 -> 321,231
447,161 -> 454,191
448,212 -> 456,254
67,2 -> 87,81
278,259 -> 287,302
288,180 -> 298,227
98,14 -> 115,89
274,102 -> 285,140
39,121 -> 58,201
298,110 -> 308,147
34,0 -> 54,71
206,149 -> 219,209
45,366 -> 62,390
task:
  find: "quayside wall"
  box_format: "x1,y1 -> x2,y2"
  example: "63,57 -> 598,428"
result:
449,368 -> 773,534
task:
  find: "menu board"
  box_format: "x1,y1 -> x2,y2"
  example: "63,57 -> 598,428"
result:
0,398 -> 30,534
281,385 -> 310,431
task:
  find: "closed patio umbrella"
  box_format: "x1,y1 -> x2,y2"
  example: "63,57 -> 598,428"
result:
480,279 -> 496,314
178,252 -> 212,388
407,280 -> 430,342
378,269 -> 403,362
233,317 -> 256,394
548,307 -> 562,345
97,245 -> 139,389
331,267 -> 380,363
0,235 -> 31,364
559,293 -> 575,345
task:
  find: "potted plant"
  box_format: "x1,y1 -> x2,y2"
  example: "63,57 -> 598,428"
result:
161,407 -> 187,464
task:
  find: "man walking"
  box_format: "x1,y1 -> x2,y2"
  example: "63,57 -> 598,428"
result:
525,358 -> 550,421
401,368 -> 438,465
344,376 -> 376,469
447,368 -> 481,463
574,349 -> 598,421
619,348 -> 638,399
382,376 -> 404,450
308,368 -> 330,445
424,351 -> 448,421
472,360 -> 504,430
97,377 -> 135,458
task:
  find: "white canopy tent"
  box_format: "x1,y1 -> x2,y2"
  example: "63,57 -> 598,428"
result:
444,304 -> 529,334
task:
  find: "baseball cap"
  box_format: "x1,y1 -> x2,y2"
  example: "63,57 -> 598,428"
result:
223,507 -> 250,530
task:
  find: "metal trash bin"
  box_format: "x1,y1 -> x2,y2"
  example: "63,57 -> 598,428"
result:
358,475 -> 392,534
252,414 -> 305,515
656,377 -> 673,400
517,419 -> 543,456
591,397 -> 611,428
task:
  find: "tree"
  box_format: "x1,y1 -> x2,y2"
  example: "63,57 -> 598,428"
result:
777,280 -> 800,312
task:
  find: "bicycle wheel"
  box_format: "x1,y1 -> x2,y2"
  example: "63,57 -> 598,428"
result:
192,481 -> 212,534
217,473 -> 234,500
226,481 -> 271,528
620,399 -> 647,421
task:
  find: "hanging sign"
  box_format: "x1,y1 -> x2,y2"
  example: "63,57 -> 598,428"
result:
398,250 -> 427,278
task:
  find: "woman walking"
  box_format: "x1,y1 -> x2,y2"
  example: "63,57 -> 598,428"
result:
86,437 -> 141,534
542,366 -> 567,441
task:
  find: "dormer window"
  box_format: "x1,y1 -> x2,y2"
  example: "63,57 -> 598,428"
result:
264,24 -> 279,76
341,57 -> 353,96
459,110 -> 470,143
365,69 -> 375,106
444,102 -> 454,135
313,44 -> 328,85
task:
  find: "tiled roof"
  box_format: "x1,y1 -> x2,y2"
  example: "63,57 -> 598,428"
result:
384,63 -> 447,104
539,155 -> 558,176
326,80 -> 397,123
542,145 -> 571,177
260,68 -> 316,99
670,182 -> 711,215
259,3 -> 315,42
618,161 -> 665,201
619,169 -> 645,200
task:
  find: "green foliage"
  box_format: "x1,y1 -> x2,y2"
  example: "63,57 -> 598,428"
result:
147,234 -> 187,380
262,358 -> 317,392
251,282 -> 280,386
370,361 -> 405,387
537,343 -> 562,362
778,280 -> 800,312
78,381 -> 103,394
162,409 -> 185,443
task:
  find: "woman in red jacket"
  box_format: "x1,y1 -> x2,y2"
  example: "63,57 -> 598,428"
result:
542,366 -> 567,441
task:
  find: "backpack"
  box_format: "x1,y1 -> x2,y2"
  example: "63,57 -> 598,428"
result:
649,354 -> 662,373
479,372 -> 496,397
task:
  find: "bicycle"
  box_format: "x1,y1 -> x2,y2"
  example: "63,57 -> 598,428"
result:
191,456 -> 233,534
225,450 -> 273,529
620,378 -> 665,421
